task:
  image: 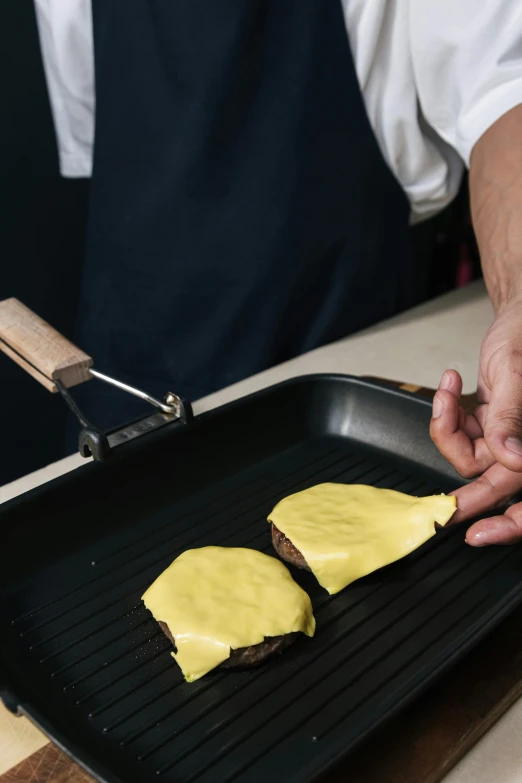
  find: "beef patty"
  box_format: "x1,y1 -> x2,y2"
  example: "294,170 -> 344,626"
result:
271,524 -> 310,571
158,621 -> 298,669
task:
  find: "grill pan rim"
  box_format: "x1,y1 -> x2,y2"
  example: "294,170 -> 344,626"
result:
0,372 -> 455,520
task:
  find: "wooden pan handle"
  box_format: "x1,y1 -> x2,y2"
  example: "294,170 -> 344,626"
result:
0,298 -> 93,392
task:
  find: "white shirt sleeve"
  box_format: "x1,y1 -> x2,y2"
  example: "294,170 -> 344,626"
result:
343,0 -> 522,222
409,0 -> 522,167
34,0 -> 94,177
343,0 -> 465,223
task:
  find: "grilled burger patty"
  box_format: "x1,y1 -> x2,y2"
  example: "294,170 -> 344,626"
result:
271,524 -> 310,571
158,621 -> 298,669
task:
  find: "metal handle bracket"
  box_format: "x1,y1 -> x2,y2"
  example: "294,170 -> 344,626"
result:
56,373 -> 193,461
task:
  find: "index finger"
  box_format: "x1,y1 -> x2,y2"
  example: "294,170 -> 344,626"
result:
450,461 -> 522,524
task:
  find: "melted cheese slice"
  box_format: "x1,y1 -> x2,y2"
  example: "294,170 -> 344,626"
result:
142,546 -> 315,682
268,483 -> 457,595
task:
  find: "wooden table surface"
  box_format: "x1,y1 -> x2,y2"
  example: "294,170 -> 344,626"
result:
1,378 -> 521,783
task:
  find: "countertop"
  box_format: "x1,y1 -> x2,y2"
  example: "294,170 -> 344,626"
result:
2,279 -> 521,782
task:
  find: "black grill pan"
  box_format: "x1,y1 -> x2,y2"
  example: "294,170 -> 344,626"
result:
2,374 -> 522,783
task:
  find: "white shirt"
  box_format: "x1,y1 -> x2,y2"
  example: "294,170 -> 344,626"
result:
34,0 -> 522,223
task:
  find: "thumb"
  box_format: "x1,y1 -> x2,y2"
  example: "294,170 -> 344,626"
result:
484,368 -> 522,472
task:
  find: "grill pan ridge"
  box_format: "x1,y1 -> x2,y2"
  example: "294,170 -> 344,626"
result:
1,375 -> 522,783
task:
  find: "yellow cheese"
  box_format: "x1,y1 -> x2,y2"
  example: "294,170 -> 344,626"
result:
268,483 -> 457,595
142,546 -> 315,682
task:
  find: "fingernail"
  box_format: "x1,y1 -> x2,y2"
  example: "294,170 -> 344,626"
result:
466,530 -> 491,547
432,395 -> 444,419
505,436 -> 522,456
439,372 -> 451,391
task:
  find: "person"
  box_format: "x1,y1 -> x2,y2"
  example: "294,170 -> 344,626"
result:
34,1 -> 522,545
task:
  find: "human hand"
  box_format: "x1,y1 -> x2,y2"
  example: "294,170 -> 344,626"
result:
430,304 -> 522,544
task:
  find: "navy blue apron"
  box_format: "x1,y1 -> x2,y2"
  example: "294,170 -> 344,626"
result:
75,0 -> 411,432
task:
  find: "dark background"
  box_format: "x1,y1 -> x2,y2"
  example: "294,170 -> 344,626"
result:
1,0 -> 88,484
0,0 -> 480,487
